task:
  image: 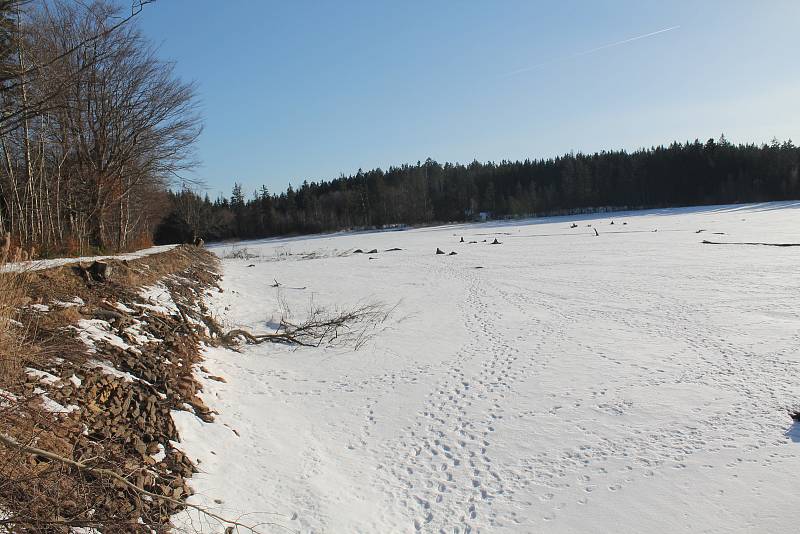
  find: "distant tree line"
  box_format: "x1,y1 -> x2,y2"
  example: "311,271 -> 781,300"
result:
157,136 -> 800,243
0,0 -> 200,256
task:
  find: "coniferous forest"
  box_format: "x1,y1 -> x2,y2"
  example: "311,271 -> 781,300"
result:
156,137 -> 800,244
0,1 -> 796,251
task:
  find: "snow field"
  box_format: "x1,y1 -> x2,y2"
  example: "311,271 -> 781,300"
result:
174,202 -> 800,533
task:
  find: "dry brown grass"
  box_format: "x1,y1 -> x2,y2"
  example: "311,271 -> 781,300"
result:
0,246 -> 225,533
0,268 -> 31,384
0,265 -> 61,534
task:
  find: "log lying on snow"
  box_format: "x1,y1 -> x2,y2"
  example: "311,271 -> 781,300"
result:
702,240 -> 800,247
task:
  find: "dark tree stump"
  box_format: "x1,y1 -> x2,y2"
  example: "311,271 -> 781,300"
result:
90,261 -> 112,281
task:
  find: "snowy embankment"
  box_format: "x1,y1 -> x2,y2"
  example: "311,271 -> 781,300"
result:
0,244 -> 177,272
3,245 -> 218,530
174,202 -> 800,533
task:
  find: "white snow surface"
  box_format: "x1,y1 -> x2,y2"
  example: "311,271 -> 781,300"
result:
137,282 -> 179,314
174,202 -> 800,533
33,387 -> 78,414
75,319 -> 134,353
0,244 -> 176,272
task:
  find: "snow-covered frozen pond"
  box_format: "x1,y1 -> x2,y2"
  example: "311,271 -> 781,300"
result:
174,202 -> 800,533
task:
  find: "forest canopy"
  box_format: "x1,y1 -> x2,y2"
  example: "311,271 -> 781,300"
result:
1,3 -> 798,252
158,136 -> 800,244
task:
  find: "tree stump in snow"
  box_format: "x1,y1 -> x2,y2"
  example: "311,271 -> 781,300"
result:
78,260 -> 112,283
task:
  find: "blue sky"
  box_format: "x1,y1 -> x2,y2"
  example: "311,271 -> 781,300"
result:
139,1 -> 800,199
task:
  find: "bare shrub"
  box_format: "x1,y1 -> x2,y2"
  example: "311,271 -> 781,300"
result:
221,297 -> 395,350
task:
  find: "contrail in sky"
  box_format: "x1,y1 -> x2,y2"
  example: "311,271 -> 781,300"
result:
505,25 -> 680,76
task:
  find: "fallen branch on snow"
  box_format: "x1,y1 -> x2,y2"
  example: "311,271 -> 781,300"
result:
702,240 -> 800,247
220,301 -> 395,350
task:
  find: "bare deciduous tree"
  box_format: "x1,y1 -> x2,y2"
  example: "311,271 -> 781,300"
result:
0,0 -> 199,254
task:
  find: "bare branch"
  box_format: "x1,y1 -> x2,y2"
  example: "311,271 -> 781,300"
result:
220,300 -> 396,350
